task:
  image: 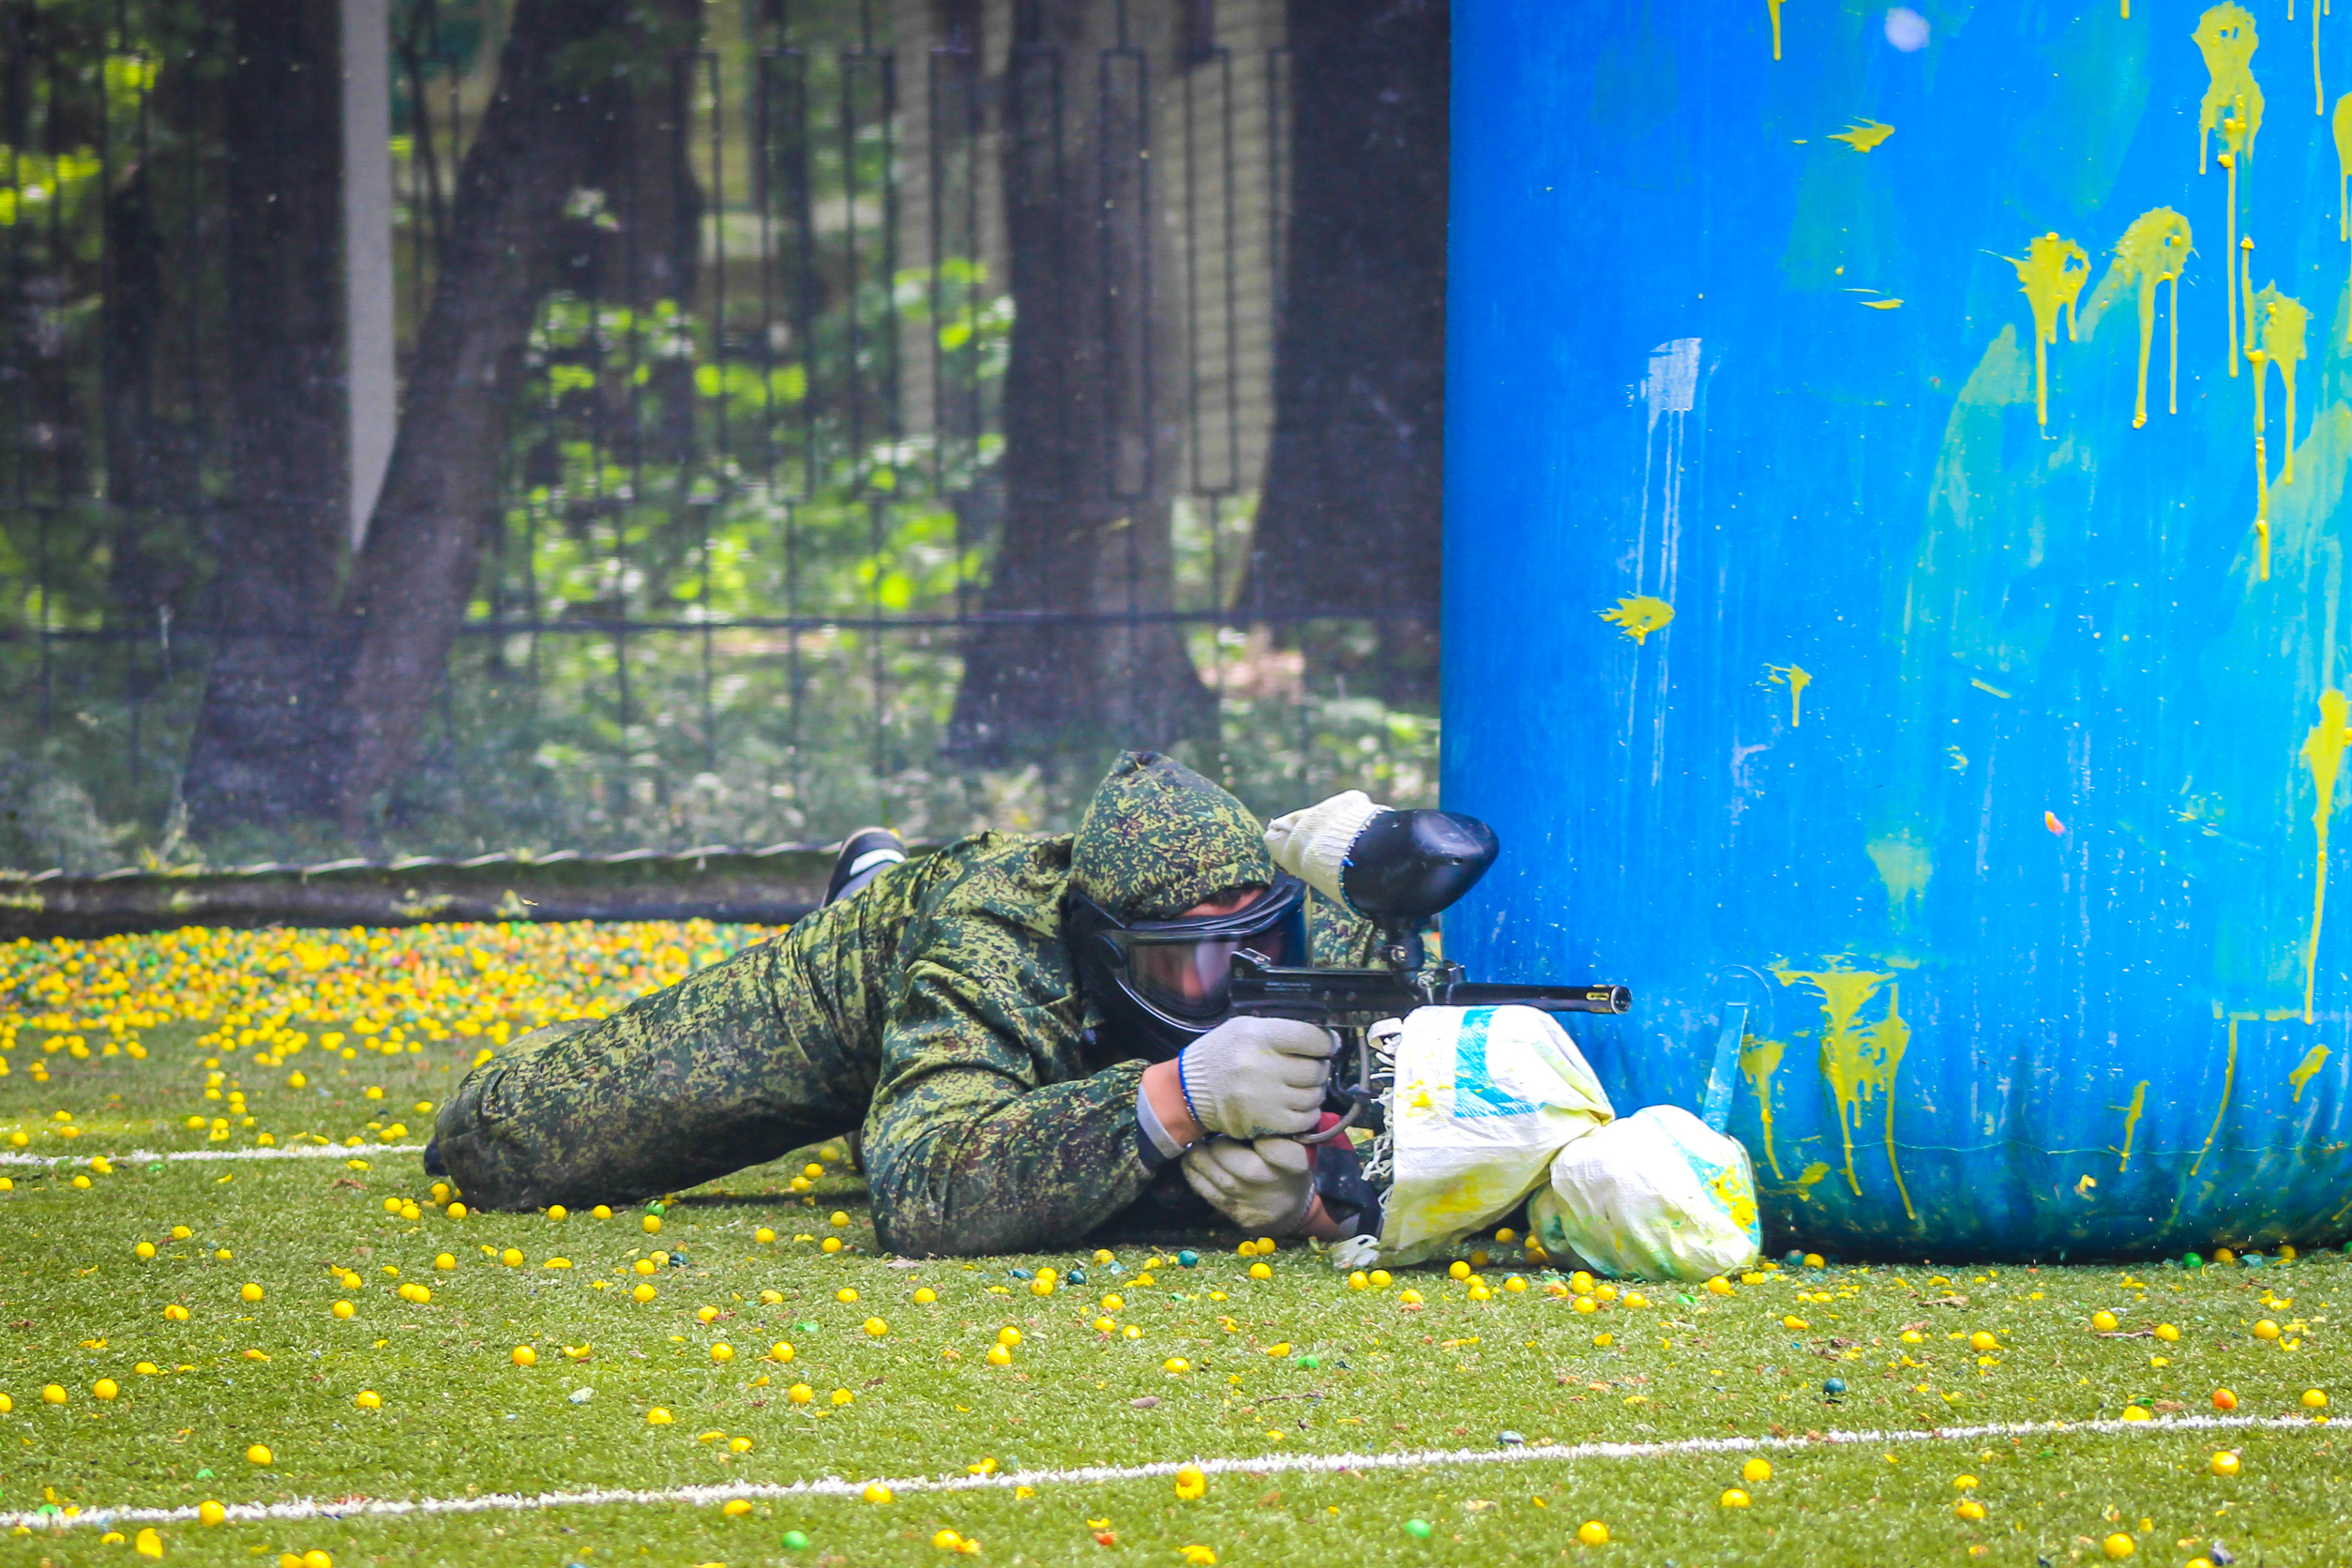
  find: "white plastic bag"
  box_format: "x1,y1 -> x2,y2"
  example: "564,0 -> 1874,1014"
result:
1526,1104 -> 1761,1282
1337,1004 -> 1614,1269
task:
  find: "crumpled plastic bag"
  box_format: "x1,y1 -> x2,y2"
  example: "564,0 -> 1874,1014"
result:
1332,1003 -> 1613,1270
1526,1104 -> 1761,1281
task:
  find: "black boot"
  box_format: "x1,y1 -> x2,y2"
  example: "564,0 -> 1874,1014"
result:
825,827 -> 906,905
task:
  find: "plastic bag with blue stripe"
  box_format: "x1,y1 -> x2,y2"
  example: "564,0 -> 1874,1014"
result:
1332,1003 -> 1612,1271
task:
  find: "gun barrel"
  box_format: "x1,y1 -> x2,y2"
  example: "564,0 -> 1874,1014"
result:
1443,981 -> 1632,1015
1228,954 -> 1632,1018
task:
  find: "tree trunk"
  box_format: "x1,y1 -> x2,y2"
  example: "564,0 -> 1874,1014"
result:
104,120 -> 203,641
103,158 -> 169,620
1241,0 -> 1447,701
178,0 -> 348,832
945,0 -> 1215,767
328,0 -> 637,827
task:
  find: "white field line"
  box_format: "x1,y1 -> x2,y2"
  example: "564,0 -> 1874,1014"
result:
0,1143 -> 424,1168
8,1413 -> 2323,1534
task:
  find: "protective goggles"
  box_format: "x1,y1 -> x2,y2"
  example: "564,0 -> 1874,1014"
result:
1067,873 -> 1310,1022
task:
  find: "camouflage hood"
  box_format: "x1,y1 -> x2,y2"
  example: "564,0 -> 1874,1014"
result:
1066,751 -> 1276,920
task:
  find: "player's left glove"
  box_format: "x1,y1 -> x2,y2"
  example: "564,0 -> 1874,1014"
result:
1180,1136 -> 1316,1235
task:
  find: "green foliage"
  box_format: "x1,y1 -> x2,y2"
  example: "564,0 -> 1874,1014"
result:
0,0 -> 1441,867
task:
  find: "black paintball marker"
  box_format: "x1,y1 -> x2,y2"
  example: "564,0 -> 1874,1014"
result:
1229,808 -> 1631,1144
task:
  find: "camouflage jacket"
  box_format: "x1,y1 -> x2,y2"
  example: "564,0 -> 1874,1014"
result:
434,753 -> 1371,1254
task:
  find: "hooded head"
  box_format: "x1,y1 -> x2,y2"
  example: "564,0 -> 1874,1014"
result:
1067,751 -> 1276,919
1063,753 -> 1304,1060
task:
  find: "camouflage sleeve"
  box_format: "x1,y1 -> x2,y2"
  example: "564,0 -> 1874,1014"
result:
862,945 -> 1155,1258
1308,890 -> 1380,967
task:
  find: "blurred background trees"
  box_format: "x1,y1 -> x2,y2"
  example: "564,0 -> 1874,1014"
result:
0,0 -> 1446,868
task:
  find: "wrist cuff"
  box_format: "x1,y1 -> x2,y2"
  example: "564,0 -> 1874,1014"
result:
1136,1078 -> 1190,1171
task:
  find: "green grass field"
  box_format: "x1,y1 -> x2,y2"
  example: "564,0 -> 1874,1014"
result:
2,923 -> 2346,1567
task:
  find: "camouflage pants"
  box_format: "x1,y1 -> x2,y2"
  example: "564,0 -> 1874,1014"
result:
432,867 -> 922,1211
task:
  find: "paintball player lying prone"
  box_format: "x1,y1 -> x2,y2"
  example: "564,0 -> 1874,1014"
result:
425,752 -> 1382,1255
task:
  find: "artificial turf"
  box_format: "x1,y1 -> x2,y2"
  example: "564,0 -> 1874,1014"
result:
2,923 -> 2346,1566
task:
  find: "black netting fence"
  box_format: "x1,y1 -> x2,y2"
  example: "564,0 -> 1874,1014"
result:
0,0 -> 1447,876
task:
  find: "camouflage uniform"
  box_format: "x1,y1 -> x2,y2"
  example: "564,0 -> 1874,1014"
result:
433,753 -> 1371,1254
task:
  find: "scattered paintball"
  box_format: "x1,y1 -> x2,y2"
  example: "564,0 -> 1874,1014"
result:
0,902 -> 2338,1562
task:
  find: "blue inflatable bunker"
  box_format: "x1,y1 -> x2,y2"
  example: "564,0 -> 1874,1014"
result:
1442,0 -> 2352,1257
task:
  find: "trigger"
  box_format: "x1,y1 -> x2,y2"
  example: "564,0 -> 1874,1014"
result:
1298,1103 -> 1359,1146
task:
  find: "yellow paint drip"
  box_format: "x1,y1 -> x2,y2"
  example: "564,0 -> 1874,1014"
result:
2289,1044 -> 2330,1100
2337,97 -> 2352,234
2300,688 -> 2350,1023
2114,1079 -> 2148,1172
2251,284 -> 2309,486
2317,0 -> 2328,118
1739,1035 -> 1787,1179
1867,986 -> 1916,1220
2106,208 -> 2193,427
2189,1019 -> 2239,1180
1600,596 -> 1675,645
2006,234 -> 2089,427
1829,119 -> 1895,152
1772,959 -> 1911,1218
1768,0 -> 1784,60
1764,663 -> 1812,726
2197,5 -> 2261,373
2336,95 -> 2352,339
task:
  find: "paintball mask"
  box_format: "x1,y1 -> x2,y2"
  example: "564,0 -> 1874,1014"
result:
1065,872 -> 1310,1062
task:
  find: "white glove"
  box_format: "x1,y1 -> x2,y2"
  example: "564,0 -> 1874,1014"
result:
1263,791 -> 1388,910
1182,1136 -> 1316,1234
1177,1016 -> 1334,1139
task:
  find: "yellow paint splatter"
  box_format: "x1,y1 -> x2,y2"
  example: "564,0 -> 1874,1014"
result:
2004,234 -> 2090,428
2289,1043 -> 2330,1100
2195,7 -> 2265,176
1772,959 -> 1912,1218
2300,688 -> 2350,1023
1861,298 -> 1905,309
1768,0 -> 1784,59
1764,663 -> 1812,726
1709,1161 -> 1760,1233
1788,1161 -> 1832,1202
2113,1079 -> 2148,1172
1739,1035 -> 1787,1180
1600,596 -> 1675,645
2197,7 -> 2261,373
1829,119 -> 1895,152
2189,1018 -> 2239,1179
1969,677 -> 2012,698
1865,835 -> 1932,917
2074,1172 -> 2099,1198
2104,208 -> 2193,427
